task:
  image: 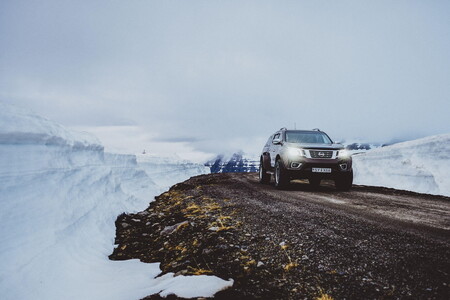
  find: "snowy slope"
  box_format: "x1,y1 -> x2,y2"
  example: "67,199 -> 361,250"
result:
0,103 -> 232,300
353,134 -> 450,197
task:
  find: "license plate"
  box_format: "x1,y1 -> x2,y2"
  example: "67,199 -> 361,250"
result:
312,167 -> 332,173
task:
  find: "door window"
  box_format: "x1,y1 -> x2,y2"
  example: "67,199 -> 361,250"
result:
272,133 -> 280,143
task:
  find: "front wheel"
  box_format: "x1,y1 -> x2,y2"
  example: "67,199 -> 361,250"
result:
259,159 -> 271,184
274,159 -> 289,189
335,170 -> 353,191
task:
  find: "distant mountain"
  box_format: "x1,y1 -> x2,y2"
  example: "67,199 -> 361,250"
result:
345,142 -> 381,151
205,152 -> 259,173
344,139 -> 407,151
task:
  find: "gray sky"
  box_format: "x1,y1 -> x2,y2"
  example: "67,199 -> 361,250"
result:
1,0 -> 450,162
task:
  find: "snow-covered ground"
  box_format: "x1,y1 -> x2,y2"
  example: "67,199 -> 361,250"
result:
0,103 -> 231,300
353,134 -> 450,197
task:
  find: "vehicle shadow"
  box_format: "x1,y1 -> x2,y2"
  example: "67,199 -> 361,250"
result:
247,173 -> 342,193
282,179 -> 338,193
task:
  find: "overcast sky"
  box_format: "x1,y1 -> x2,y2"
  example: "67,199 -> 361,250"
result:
1,0 -> 450,162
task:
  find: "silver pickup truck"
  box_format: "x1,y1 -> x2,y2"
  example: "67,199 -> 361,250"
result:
259,128 -> 353,190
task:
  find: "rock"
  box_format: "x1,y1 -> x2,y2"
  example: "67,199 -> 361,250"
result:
174,269 -> 188,276
160,221 -> 189,236
202,248 -> 213,255
121,222 -> 130,228
257,261 -> 264,267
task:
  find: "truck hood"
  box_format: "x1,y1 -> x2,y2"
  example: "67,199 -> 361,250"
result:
285,142 -> 344,150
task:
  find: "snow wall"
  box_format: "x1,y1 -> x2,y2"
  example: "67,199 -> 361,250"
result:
0,103 -> 231,300
353,134 -> 450,197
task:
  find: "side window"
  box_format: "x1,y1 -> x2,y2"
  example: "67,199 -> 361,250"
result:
272,133 -> 280,144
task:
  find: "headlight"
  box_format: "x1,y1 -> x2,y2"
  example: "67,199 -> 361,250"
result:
287,148 -> 306,157
337,149 -> 350,158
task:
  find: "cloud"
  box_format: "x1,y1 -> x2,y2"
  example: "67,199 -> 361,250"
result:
156,136 -> 202,143
1,0 -> 450,161
71,125 -> 214,162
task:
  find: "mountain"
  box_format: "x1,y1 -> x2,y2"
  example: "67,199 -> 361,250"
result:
205,152 -> 259,173
0,103 -> 230,300
345,142 -> 382,151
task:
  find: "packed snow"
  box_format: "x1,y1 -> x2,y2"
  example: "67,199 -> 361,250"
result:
0,103 -> 231,300
353,134 -> 450,197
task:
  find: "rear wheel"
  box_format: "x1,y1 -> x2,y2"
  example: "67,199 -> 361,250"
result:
274,159 -> 289,189
259,159 -> 271,184
335,170 -> 353,191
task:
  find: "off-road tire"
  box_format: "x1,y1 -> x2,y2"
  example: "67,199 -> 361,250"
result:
259,159 -> 271,184
274,159 -> 289,189
335,170 -> 353,191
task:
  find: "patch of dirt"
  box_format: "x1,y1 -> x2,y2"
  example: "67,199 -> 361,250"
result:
109,173 -> 450,299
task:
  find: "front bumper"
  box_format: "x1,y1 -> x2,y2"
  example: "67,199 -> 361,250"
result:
283,157 -> 352,179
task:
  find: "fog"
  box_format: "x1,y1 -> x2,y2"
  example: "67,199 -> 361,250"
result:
1,0 -> 449,161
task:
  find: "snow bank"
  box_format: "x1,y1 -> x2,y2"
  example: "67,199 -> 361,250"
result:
0,103 -> 231,300
353,134 -> 450,197
0,103 -> 102,149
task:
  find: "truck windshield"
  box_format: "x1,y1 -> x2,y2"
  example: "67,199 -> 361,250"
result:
285,131 -> 332,144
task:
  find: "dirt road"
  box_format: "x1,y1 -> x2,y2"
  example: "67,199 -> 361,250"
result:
110,173 -> 450,299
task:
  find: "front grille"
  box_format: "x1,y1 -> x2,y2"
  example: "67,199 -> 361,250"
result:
309,150 -> 333,159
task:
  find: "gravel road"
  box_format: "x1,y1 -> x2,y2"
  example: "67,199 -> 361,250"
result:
110,173 -> 450,299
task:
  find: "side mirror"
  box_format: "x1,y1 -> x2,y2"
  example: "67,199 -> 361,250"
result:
273,138 -> 282,145
333,141 -> 342,144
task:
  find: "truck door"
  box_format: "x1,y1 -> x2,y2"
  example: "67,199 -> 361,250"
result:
270,132 -> 281,167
